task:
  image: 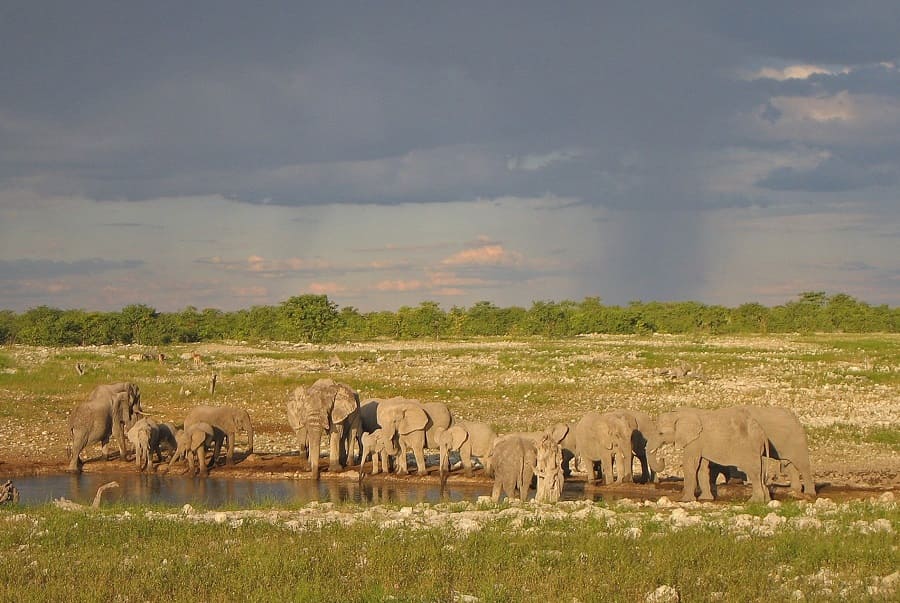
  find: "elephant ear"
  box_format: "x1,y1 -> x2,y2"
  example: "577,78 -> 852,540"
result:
114,392 -> 131,423
546,423 -> 569,445
331,384 -> 359,424
447,425 -> 469,449
674,414 -> 703,448
399,406 -> 429,435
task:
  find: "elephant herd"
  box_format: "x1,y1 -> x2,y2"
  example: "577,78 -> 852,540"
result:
286,378 -> 816,503
66,381 -> 254,477
66,378 -> 816,504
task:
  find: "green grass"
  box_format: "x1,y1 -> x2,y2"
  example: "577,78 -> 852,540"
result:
808,424 -> 900,451
0,504 -> 896,602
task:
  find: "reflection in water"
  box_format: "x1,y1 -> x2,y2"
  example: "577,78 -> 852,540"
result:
7,473 -> 500,507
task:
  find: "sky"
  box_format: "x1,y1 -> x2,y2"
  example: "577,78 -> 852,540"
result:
1,2 -> 899,313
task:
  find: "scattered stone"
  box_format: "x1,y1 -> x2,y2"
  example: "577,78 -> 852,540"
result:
645,584 -> 680,603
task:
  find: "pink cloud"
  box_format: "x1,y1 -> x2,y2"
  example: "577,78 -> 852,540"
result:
309,281 -> 347,295
374,279 -> 424,292
441,244 -> 524,267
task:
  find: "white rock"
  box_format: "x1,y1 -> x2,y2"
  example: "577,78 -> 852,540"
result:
645,584 -> 680,603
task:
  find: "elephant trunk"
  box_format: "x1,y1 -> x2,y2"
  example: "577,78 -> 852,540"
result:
384,424 -> 401,456
307,425 -> 323,480
245,421 -> 254,456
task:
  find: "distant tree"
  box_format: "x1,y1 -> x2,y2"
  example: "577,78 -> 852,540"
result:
336,306 -> 367,340
396,301 -> 449,339
119,304 -> 158,345
278,295 -> 339,342
734,302 -> 769,333
0,310 -> 15,343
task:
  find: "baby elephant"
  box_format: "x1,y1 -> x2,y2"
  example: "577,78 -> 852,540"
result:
360,429 -> 391,475
170,422 -> 224,476
126,418 -> 161,472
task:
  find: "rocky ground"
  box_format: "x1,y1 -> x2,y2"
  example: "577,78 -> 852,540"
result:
0,335 -> 897,497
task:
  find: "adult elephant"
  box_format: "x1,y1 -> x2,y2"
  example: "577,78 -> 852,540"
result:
612,409 -> 664,484
653,407 -> 770,503
67,382 -> 142,473
286,378 -> 360,479
437,421 -> 498,478
376,398 -> 453,476
735,405 -> 815,496
490,424 -> 569,502
573,410 -> 637,485
184,405 -> 254,467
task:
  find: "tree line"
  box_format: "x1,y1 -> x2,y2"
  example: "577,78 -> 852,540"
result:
0,292 -> 897,347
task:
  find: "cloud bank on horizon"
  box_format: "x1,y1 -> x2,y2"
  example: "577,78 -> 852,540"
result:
1,2 -> 898,312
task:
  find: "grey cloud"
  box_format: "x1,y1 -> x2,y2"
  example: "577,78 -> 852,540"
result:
757,156 -> 898,192
0,258 -> 144,280
0,2 -> 747,210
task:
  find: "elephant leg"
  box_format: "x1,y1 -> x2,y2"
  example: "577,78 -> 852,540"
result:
101,435 -> 111,460
746,455 -> 769,503
616,450 -> 633,484
697,458 -> 715,500
197,448 -> 209,477
491,480 -> 502,503
396,444 -> 409,475
225,433 -> 235,465
636,450 -> 650,484
680,451 -> 700,502
413,447 -> 428,476
601,454 -> 614,486
461,444 -> 473,477
328,430 -> 343,473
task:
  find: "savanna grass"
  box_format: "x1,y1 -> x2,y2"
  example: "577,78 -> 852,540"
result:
0,503 -> 896,602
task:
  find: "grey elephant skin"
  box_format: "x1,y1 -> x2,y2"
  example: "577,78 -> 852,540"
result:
735,405 -> 815,495
610,409 -> 663,483
67,382 -> 143,473
491,425 -> 569,502
490,435 -> 537,502
573,411 -> 638,485
287,378 -> 360,479
437,421 -> 498,478
126,418 -> 161,472
375,398 -> 453,475
654,407 -> 770,503
184,405 -> 253,467
359,429 -> 391,474
170,422 -> 224,476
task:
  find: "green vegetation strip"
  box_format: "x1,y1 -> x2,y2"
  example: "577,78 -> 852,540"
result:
1,499 -> 897,602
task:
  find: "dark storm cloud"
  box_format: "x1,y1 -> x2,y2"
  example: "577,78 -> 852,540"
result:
0,258 -> 143,280
0,2 -> 744,209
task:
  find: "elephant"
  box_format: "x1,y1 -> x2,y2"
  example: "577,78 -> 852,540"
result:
183,405 -> 254,467
610,409 -> 664,483
376,398 -> 453,476
170,422 -> 225,476
67,382 -> 143,472
156,422 -> 179,459
733,405 -> 815,496
286,379 -> 360,479
490,424 -> 569,502
437,421 -> 498,478
653,407 -> 770,503
359,429 -> 391,474
126,418 -> 161,472
573,410 -> 638,485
